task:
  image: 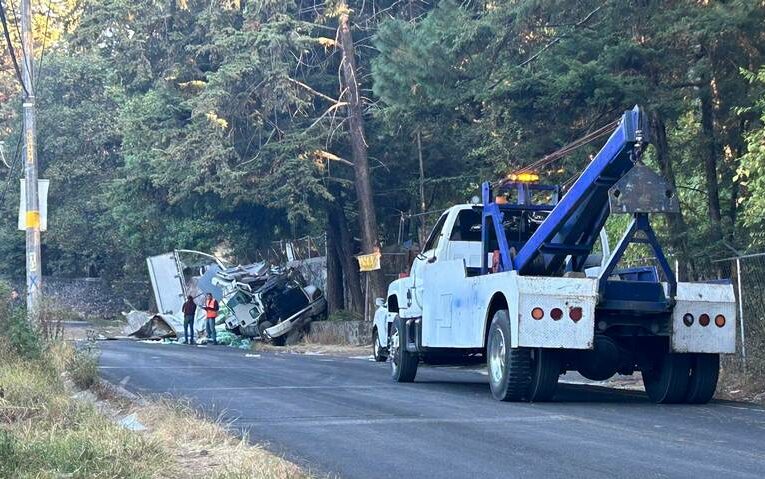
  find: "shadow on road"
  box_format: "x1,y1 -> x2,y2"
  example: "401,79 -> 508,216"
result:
415,379 -> 652,404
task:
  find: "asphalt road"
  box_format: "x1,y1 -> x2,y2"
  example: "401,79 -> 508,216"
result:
99,341 -> 765,479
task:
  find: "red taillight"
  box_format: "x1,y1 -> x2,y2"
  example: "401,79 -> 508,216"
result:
398,272 -> 409,279
715,314 -> 726,328
531,307 -> 544,320
699,313 -> 710,327
682,313 -> 694,327
569,307 -> 583,322
550,308 -> 563,321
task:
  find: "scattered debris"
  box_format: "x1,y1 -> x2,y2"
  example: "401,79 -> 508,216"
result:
122,311 -> 184,339
118,413 -> 147,432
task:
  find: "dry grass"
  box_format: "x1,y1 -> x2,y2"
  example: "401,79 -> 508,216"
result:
130,399 -> 307,479
0,339 -> 310,479
717,356 -> 765,403
0,343 -> 166,478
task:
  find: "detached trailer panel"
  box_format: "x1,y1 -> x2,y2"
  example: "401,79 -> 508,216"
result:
147,252 -> 185,315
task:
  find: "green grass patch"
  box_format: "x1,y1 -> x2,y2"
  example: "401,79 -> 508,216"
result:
0,336 -> 164,478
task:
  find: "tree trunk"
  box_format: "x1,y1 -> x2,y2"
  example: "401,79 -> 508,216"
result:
325,210 -> 344,314
649,111 -> 690,279
699,89 -> 723,244
335,203 -> 364,314
338,7 -> 385,316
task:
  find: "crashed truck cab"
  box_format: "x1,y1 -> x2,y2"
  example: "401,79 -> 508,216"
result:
377,106 -> 736,404
214,264 -> 326,345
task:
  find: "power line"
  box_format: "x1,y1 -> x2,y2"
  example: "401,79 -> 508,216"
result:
6,0 -> 30,77
501,119 -> 619,185
35,0 -> 52,91
0,127 -> 24,206
0,0 -> 28,96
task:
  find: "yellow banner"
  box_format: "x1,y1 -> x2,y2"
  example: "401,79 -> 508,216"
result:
25,211 -> 41,229
356,251 -> 381,272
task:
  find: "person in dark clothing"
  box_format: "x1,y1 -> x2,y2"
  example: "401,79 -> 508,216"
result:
182,295 -> 197,344
202,293 -> 219,345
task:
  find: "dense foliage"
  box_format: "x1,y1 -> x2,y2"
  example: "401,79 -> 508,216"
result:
0,1 -> 764,309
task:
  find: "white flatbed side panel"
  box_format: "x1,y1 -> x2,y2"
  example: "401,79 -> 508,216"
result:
672,282 -> 736,353
421,259 -> 480,347
420,264 -> 597,349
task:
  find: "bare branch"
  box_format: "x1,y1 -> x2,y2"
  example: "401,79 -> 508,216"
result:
287,77 -> 341,104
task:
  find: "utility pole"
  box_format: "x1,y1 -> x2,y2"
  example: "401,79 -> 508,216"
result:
21,0 -> 42,317
417,130 -> 426,244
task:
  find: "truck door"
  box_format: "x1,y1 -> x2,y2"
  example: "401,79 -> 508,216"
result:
422,209 -> 481,347
408,213 -> 449,316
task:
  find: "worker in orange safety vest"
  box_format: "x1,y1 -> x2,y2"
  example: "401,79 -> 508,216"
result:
202,293 -> 219,345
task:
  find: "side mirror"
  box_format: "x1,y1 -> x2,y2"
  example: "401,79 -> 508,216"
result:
427,256 -> 437,264
375,297 -> 385,308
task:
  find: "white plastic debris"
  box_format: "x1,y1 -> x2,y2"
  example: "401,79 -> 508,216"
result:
118,413 -> 147,431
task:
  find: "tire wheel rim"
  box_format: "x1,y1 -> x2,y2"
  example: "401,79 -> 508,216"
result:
390,327 -> 400,375
489,328 -> 506,385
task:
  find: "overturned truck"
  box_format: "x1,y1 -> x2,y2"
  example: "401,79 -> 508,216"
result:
214,264 -> 326,345
145,250 -> 326,344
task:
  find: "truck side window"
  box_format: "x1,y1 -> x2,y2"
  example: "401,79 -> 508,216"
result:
422,213 -> 448,253
450,209 -> 482,242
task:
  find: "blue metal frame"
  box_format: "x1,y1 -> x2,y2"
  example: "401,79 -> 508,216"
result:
480,181 -> 559,274
512,106 -> 647,275
477,105 -> 681,310
597,213 -> 677,302
481,182 -> 514,274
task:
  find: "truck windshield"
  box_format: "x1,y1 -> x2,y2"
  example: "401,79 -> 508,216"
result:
262,283 -> 310,320
422,213 -> 448,252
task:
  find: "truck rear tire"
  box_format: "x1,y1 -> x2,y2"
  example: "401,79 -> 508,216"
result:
684,353 -> 719,404
528,348 -> 560,402
390,316 -> 418,382
487,310 -> 531,401
642,353 -> 691,404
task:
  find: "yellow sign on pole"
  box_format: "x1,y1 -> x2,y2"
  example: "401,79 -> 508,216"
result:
356,250 -> 381,272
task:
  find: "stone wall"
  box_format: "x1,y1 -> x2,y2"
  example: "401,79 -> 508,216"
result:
308,320 -> 372,346
2,276 -> 152,319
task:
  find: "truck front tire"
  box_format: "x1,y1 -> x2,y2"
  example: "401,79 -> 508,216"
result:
373,329 -> 388,362
390,316 -> 418,382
